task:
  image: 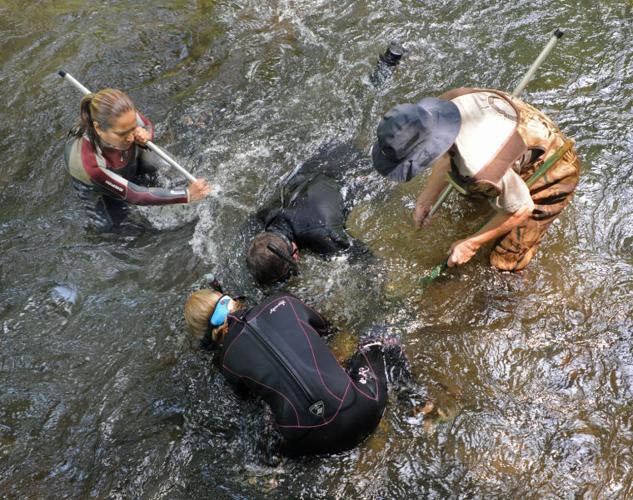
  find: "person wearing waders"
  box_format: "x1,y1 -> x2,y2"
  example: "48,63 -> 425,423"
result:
245,143 -> 364,285
372,89 -> 580,271
184,288 -> 409,456
64,88 -> 211,231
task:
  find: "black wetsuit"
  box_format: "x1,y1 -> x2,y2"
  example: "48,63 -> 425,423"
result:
259,172 -> 351,255
221,293 -> 387,456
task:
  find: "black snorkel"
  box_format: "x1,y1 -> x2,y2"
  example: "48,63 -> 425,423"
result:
371,40 -> 405,87
380,40 -> 404,66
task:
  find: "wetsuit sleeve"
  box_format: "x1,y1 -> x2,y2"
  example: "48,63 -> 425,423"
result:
292,297 -> 330,337
326,227 -> 351,249
136,112 -> 155,141
80,140 -> 189,206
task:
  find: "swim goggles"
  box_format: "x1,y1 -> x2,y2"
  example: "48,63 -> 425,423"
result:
209,295 -> 232,328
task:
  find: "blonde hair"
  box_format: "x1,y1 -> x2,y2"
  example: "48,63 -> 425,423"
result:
184,289 -> 222,342
74,88 -> 135,150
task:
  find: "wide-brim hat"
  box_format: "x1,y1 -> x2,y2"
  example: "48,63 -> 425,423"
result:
372,97 -> 461,182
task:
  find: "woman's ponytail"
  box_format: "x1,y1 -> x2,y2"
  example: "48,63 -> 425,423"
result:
79,93 -> 94,130
75,93 -> 100,150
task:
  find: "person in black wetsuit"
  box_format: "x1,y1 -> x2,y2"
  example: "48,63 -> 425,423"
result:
184,288 -> 407,456
246,144 -> 365,285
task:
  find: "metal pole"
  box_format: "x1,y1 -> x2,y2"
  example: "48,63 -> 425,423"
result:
58,70 -> 197,182
428,184 -> 453,217
512,29 -> 564,97
144,143 -> 196,182
427,28 -> 564,218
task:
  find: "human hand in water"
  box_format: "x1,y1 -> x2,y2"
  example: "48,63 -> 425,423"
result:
447,238 -> 480,267
188,178 -> 212,202
413,202 -> 433,228
133,127 -> 151,145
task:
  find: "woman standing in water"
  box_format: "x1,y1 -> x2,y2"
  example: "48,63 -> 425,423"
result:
64,88 -> 210,231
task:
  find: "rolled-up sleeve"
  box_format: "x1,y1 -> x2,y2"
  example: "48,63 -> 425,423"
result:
489,169 -> 535,214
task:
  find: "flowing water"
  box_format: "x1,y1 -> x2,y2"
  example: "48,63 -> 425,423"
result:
1,0 -> 632,498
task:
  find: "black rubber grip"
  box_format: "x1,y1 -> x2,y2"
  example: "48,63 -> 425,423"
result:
58,70 -> 66,78
554,28 -> 564,38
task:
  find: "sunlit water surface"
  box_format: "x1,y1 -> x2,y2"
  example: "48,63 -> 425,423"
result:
1,0 -> 632,497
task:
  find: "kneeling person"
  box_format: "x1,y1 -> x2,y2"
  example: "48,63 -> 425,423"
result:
184,290 -> 398,456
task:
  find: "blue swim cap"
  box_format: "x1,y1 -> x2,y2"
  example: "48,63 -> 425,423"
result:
209,295 -> 231,327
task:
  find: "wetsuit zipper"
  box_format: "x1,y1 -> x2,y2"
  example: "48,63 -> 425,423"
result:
242,320 -> 318,404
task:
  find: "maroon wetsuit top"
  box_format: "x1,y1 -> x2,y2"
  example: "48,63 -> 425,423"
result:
64,113 -> 189,205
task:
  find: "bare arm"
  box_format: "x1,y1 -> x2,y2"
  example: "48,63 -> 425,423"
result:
447,205 -> 532,267
413,154 -> 450,227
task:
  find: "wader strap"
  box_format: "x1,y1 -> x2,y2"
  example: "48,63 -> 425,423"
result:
439,88 -> 528,188
525,139 -> 574,188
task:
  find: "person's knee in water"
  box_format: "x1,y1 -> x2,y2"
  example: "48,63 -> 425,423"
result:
183,289 -> 397,456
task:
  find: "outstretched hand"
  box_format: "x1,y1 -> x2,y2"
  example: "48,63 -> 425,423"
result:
188,178 -> 212,202
447,239 -> 480,267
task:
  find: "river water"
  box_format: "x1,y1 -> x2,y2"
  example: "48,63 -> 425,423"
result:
1,0 -> 632,498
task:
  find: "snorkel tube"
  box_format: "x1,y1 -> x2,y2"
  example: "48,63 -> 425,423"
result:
371,40 -> 405,87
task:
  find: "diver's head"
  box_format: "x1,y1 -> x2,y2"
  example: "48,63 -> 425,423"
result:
184,289 -> 240,346
246,231 -> 299,285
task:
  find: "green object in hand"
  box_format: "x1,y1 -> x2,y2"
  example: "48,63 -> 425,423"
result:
422,139 -> 574,284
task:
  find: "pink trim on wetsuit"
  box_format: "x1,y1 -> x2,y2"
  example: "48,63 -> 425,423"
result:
222,296 -> 383,427
222,363 -> 302,425
347,349 -> 381,401
277,382 -> 350,429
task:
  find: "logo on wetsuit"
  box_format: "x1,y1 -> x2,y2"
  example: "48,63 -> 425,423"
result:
358,367 -> 371,385
269,300 -> 286,314
309,400 -> 325,417
104,180 -> 124,193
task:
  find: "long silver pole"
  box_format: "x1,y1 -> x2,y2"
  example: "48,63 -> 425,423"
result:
427,28 -> 564,217
58,70 -> 196,182
428,184 -> 453,217
512,28 -> 564,97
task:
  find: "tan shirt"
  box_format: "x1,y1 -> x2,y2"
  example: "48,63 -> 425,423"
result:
490,168 -> 534,214
451,91 -> 534,214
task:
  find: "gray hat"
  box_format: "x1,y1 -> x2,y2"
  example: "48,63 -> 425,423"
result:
372,97 -> 461,182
